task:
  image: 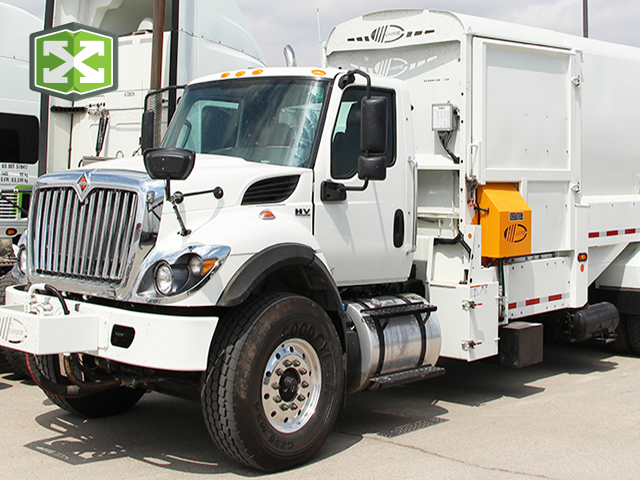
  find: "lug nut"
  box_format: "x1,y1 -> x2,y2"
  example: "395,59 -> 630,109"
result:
297,394 -> 306,401
275,368 -> 284,376
280,404 -> 289,411
284,359 -> 292,367
271,382 -> 279,390
274,395 -> 282,403
293,359 -> 301,367
299,368 -> 307,375
290,403 -> 298,410
301,381 -> 309,388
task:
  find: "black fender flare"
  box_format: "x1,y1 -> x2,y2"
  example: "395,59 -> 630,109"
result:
217,243 -> 340,309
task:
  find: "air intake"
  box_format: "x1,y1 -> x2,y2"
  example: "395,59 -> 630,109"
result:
242,176 -> 299,205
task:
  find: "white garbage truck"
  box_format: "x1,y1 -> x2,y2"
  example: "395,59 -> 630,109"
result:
2,9 -> 640,471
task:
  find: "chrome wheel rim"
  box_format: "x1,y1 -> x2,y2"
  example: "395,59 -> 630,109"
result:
261,338 -> 322,433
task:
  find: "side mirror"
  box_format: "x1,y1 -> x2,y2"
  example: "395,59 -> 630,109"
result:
361,96 -> 388,154
358,156 -> 386,181
141,109 -> 155,152
143,148 -> 196,180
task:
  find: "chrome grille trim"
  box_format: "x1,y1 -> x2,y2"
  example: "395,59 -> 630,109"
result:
31,187 -> 138,283
27,169 -> 165,301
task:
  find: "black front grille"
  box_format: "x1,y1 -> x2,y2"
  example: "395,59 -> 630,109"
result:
242,175 -> 300,205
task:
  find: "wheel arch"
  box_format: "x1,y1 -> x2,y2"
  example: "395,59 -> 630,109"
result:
217,243 -> 341,311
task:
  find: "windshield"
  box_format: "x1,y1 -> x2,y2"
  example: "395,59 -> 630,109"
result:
162,77 -> 329,168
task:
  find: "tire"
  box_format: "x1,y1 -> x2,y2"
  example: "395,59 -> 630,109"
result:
612,314 -> 634,354
35,354 -> 145,418
625,314 -> 640,355
0,271 -> 29,377
0,269 -> 17,305
201,293 -> 344,472
3,349 -> 32,379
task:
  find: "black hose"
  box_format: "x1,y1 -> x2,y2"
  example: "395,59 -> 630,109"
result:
43,284 -> 70,315
434,231 -> 472,257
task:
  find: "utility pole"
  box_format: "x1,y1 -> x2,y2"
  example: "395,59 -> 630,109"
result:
583,0 -> 589,38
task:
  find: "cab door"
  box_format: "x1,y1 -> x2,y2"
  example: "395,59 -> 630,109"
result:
313,83 -> 413,286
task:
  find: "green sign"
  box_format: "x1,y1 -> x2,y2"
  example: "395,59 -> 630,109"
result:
30,23 -> 118,101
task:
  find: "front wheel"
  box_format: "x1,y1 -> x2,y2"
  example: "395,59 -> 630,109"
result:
201,293 -> 344,472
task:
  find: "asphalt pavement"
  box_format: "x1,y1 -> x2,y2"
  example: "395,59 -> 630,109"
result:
1,341 -> 638,479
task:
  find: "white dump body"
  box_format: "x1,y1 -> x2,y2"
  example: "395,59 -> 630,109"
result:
326,10 -> 640,360
46,0 -> 265,172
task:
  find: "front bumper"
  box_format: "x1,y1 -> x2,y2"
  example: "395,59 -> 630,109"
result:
0,286 -> 219,372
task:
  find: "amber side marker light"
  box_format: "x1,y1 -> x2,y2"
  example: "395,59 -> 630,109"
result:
5,228 -> 17,236
578,252 -> 588,262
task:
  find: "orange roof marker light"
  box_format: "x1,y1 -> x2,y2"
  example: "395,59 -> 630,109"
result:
252,69 -> 264,75
235,71 -> 246,77
311,70 -> 326,76
221,72 -> 230,78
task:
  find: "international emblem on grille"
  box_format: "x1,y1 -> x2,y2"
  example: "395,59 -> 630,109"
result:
76,172 -> 91,202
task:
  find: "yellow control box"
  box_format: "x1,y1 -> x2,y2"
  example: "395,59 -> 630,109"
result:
477,184 -> 531,259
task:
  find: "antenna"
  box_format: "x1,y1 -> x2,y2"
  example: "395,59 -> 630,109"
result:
317,8 -> 322,44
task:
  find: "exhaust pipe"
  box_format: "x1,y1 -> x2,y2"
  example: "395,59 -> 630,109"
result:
283,45 -> 297,67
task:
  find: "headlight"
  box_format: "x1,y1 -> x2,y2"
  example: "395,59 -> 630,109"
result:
155,262 -> 174,295
18,246 -> 27,275
188,255 -> 203,276
137,245 -> 231,301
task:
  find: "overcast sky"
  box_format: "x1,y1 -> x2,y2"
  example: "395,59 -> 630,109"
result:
7,0 -> 640,66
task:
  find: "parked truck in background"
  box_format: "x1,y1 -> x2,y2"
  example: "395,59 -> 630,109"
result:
0,3 -> 40,274
43,0 -> 265,174
2,9 -> 640,471
0,2 -> 41,375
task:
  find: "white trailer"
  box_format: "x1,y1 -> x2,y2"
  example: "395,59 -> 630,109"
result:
44,0 -> 265,173
0,3 -> 41,268
1,9 -> 639,472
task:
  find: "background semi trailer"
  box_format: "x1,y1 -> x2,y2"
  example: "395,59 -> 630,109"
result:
43,0 -> 265,174
1,9 -> 639,472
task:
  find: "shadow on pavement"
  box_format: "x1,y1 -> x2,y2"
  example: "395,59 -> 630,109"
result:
21,341 -> 621,474
25,394 -> 263,476
334,340 -> 619,440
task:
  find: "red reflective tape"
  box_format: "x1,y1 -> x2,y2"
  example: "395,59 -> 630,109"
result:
606,230 -> 618,237
625,228 -> 637,235
508,302 -> 517,310
526,298 -> 540,306
548,294 -> 563,302
588,232 -> 599,238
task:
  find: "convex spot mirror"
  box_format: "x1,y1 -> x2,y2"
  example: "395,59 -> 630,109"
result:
144,148 -> 196,181
358,156 -> 386,181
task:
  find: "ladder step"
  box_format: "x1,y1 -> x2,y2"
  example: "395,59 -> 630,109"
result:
370,365 -> 446,388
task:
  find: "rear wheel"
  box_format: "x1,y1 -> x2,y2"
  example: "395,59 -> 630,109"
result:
624,314 -> 640,355
35,355 -> 145,418
612,314 -> 634,354
201,293 -> 344,472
